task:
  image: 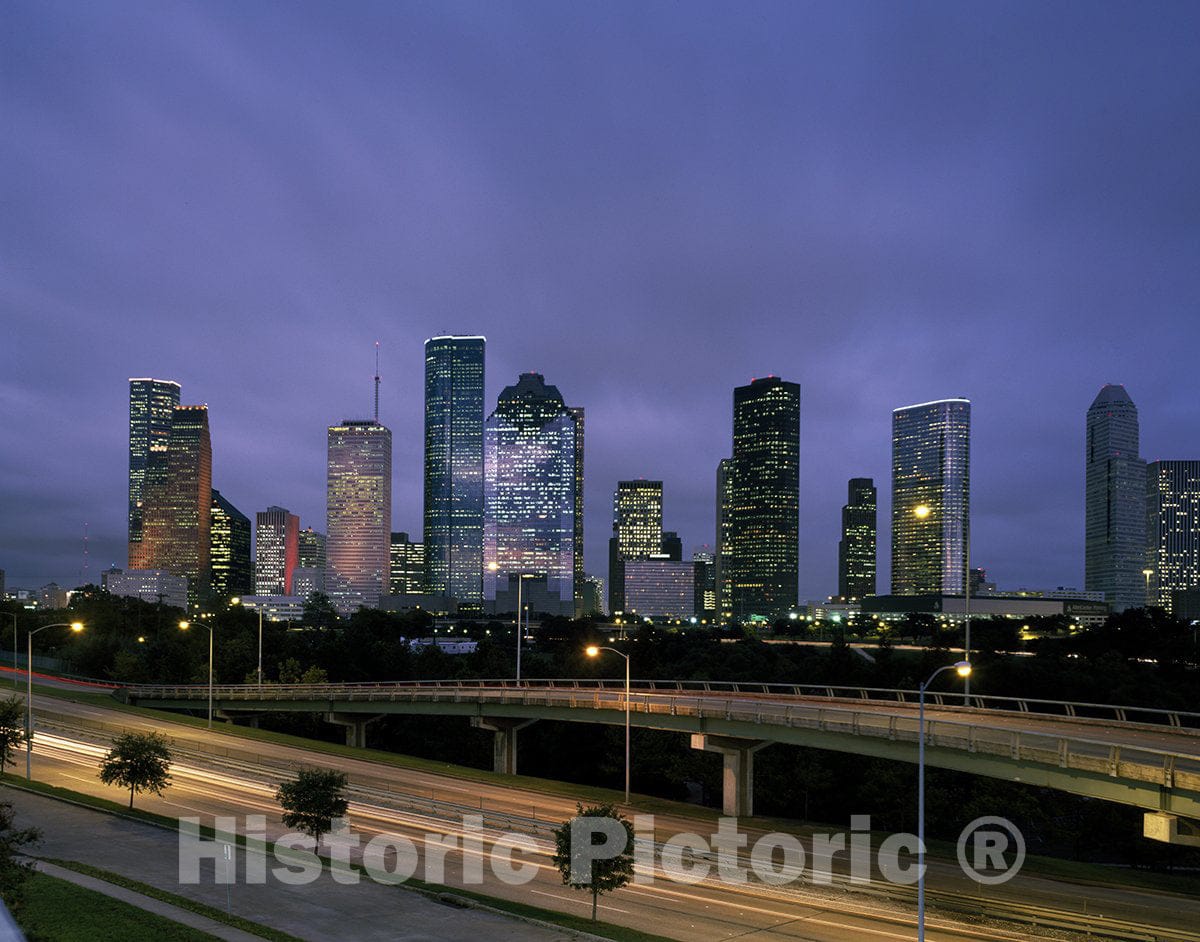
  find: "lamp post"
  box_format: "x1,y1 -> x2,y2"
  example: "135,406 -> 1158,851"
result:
231,597 -> 263,687
179,620 -> 213,727
918,659 -> 972,941
586,645 -> 630,804
26,621 -> 84,779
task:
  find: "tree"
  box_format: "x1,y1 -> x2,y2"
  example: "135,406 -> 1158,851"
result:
276,768 -> 348,850
0,696 -> 27,777
98,731 -> 173,808
0,800 -> 41,917
552,803 -> 635,921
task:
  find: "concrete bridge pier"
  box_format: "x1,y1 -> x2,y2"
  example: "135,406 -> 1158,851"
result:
325,713 -> 383,749
691,734 -> 769,817
472,717 -> 537,775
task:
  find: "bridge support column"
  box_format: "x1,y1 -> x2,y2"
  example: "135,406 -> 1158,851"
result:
325,713 -> 383,749
472,717 -> 536,775
691,734 -> 768,817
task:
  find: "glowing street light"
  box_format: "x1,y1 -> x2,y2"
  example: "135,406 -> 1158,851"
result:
586,644 -> 631,804
26,621 -> 84,779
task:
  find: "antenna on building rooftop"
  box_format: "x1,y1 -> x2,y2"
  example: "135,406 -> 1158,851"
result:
374,341 -> 380,422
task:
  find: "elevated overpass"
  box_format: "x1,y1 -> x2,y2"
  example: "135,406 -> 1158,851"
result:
118,678 -> 1200,832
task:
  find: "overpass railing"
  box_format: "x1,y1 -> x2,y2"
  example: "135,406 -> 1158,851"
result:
121,678 -> 1200,731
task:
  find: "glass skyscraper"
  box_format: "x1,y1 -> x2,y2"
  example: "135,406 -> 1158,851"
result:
483,373 -> 579,616
210,489 -> 252,601
608,480 -> 663,613
423,336 -> 485,604
838,477 -> 877,599
728,376 -> 800,620
326,420 -> 392,615
128,378 -> 180,562
891,398 -> 970,595
1085,385 -> 1146,611
389,531 -> 426,595
1146,460 -> 1199,613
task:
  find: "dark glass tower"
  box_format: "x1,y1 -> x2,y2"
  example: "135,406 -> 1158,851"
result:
728,376 -> 800,620
483,373 -> 579,616
1085,385 -> 1146,611
891,399 -> 970,595
838,478 -> 877,599
128,378 -> 180,562
210,489 -> 252,601
423,336 -> 485,603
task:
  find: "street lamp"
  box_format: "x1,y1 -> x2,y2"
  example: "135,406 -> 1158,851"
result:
489,563 -> 533,683
179,620 -> 213,728
231,597 -> 263,687
586,644 -> 631,804
26,621 -> 84,779
914,503 -> 971,701
1143,569 -> 1154,608
917,659 -> 972,941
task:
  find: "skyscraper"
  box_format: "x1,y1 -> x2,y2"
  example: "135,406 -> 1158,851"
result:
298,527 -> 326,569
838,478 -> 877,599
728,377 -> 800,620
128,378 -> 180,562
891,399 -> 970,595
256,506 -> 300,595
1085,385 -> 1147,611
137,404 -> 213,605
608,480 -> 663,613
715,458 -> 734,621
209,489 -> 252,600
389,532 -> 426,595
567,405 -> 586,617
1146,460 -> 1200,613
423,336 -> 485,604
483,373 -> 579,616
327,420 -> 392,615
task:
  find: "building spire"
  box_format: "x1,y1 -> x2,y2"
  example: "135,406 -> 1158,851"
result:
374,341 -> 380,422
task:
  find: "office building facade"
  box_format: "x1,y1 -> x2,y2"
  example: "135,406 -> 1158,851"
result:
209,489 -> 252,600
326,420 -> 392,615
128,378 -> 181,562
728,377 -> 801,620
608,480 -> 664,613
838,477 -> 877,599
715,458 -> 734,620
256,506 -> 300,595
423,336 -> 485,603
624,559 -> 697,619
298,527 -> 326,569
1085,385 -> 1147,611
389,532 -> 426,595
1146,460 -> 1200,612
483,373 -> 579,616
891,399 -> 970,596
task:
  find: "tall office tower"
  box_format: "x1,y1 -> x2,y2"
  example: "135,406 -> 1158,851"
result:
891,399 -> 971,595
423,336 -> 485,604
256,506 -> 300,595
128,378 -> 181,564
692,547 -> 716,615
1085,385 -> 1147,611
661,531 -> 683,561
1146,460 -> 1200,612
838,478 -> 877,599
567,406 -> 586,616
138,405 -> 213,605
608,480 -> 664,613
389,532 -> 426,595
327,420 -> 392,615
298,527 -> 326,569
483,373 -> 579,616
714,458 -> 734,620
728,377 -> 801,620
209,489 -> 252,600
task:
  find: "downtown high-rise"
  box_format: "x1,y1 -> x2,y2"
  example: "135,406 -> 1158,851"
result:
209,489 -> 252,601
128,378 -> 180,561
1085,385 -> 1146,611
715,457 -> 734,620
423,336 -> 485,604
891,399 -> 970,595
1146,460 -> 1200,613
256,506 -> 300,595
608,480 -> 664,614
728,376 -> 800,620
483,373 -> 580,616
326,420 -> 392,615
137,404 -> 213,604
838,477 -> 877,599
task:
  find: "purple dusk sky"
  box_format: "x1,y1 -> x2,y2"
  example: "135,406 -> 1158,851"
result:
2,1 -> 1197,599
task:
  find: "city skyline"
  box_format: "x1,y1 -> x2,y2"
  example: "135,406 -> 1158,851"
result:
3,4 -> 1199,597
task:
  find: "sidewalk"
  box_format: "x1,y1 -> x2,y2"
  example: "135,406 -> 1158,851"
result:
31,860 -> 262,942
3,789 -> 574,942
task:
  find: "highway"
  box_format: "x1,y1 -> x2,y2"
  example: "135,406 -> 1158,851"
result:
8,683 -> 1200,942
